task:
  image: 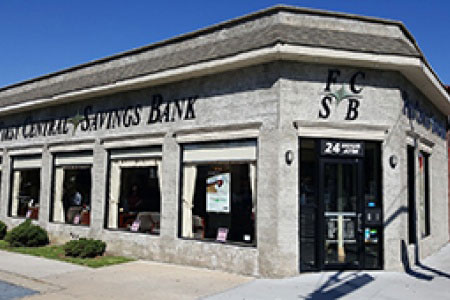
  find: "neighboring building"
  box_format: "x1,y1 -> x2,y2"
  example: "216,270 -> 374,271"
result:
0,6 -> 448,277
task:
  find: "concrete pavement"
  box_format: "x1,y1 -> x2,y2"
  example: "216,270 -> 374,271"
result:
0,250 -> 252,300
0,243 -> 449,299
206,243 -> 450,300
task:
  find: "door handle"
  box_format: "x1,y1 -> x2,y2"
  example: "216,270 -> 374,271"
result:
357,213 -> 362,233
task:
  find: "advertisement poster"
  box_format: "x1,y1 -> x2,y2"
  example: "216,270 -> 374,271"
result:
206,173 -> 230,213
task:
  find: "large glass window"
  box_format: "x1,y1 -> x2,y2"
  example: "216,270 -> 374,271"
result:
51,152 -> 92,226
180,141 -> 257,246
9,156 -> 41,220
106,147 -> 162,235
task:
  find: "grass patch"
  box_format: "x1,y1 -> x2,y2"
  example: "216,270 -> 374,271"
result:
0,240 -> 134,268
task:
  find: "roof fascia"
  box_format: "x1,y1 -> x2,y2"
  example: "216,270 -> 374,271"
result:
0,43 -> 448,116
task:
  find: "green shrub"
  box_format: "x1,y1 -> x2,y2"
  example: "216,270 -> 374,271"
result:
63,238 -> 106,258
5,219 -> 49,247
0,220 -> 7,240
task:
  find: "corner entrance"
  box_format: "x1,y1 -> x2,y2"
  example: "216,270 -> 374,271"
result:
299,138 -> 383,272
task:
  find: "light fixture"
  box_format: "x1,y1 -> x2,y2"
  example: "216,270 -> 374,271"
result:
389,155 -> 398,169
285,150 -> 294,165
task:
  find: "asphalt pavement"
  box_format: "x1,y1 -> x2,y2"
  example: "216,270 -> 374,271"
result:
0,243 -> 449,300
0,280 -> 37,300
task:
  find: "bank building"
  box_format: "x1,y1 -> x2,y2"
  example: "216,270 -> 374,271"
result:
0,5 -> 448,277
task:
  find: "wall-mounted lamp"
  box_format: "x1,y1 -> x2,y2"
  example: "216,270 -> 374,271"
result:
389,155 -> 398,169
285,150 -> 294,165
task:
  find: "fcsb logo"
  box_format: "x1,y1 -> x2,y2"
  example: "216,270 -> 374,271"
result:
318,69 -> 365,120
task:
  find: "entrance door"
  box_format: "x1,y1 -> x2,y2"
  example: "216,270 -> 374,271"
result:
319,158 -> 362,269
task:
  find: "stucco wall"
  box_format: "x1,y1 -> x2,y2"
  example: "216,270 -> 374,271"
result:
0,61 -> 447,277
278,61 -> 448,271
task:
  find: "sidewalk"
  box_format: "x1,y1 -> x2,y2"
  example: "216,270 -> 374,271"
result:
206,243 -> 450,300
0,243 -> 449,300
0,251 -> 252,300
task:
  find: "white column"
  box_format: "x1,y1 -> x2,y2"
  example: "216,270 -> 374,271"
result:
182,166 -> 197,238
11,171 -> 21,217
53,167 -> 65,222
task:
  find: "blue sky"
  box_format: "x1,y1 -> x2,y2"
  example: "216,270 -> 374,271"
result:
1,1 -> 449,88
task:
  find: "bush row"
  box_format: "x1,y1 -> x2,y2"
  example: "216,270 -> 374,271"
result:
63,238 -> 106,258
0,220 -> 7,240
1,220 -> 106,258
5,219 -> 49,247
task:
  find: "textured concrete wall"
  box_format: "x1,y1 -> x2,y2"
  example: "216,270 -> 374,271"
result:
278,61 -> 448,271
0,60 -> 447,277
0,63 -> 279,277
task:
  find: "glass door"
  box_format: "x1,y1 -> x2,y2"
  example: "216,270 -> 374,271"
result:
320,158 -> 362,269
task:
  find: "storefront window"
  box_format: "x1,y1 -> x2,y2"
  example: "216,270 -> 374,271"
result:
51,152 -> 92,226
9,156 -> 41,220
180,141 -> 257,246
106,147 -> 162,234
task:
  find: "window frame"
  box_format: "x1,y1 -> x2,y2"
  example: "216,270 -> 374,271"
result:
49,151 -> 93,226
104,146 -> 163,235
178,139 -> 258,248
8,155 -> 42,220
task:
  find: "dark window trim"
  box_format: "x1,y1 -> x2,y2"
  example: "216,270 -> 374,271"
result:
407,145 -> 416,245
421,151 -> 431,238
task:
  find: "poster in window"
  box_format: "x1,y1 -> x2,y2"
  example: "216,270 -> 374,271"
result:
206,173 -> 230,213
216,227 -> 228,242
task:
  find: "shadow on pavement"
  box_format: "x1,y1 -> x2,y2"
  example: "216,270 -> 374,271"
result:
401,240 -> 436,281
301,271 -> 374,299
416,261 -> 450,279
0,280 -> 38,300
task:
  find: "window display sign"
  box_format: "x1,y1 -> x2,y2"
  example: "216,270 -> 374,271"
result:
131,220 -> 141,232
320,140 -> 364,157
216,227 -> 229,242
206,173 -> 230,213
73,214 -> 80,225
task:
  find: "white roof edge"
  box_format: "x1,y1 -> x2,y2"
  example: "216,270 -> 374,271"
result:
0,43 -> 448,116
